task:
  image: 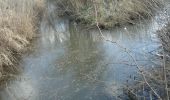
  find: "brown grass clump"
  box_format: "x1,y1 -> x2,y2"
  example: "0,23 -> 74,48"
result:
0,0 -> 44,80
55,0 -> 162,27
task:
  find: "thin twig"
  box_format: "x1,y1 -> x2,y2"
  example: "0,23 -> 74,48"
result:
162,46 -> 169,100
92,0 -> 162,99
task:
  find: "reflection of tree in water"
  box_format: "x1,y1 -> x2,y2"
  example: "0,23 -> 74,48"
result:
57,23 -> 107,83
54,23 -> 115,100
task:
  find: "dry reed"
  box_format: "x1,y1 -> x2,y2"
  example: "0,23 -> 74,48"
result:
55,0 -> 163,27
0,0 -> 45,80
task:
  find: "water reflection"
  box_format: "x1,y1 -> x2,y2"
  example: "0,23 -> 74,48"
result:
0,1 -> 169,100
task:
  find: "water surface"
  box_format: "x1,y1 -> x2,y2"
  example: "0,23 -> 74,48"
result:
0,1 -> 170,100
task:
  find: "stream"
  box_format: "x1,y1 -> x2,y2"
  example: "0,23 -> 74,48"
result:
0,1 -> 170,100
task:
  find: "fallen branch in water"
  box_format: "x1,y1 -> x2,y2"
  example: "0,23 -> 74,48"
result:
92,0 -> 162,99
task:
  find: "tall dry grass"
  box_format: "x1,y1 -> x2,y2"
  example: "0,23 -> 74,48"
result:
0,0 -> 44,80
158,23 -> 170,53
55,0 -> 162,27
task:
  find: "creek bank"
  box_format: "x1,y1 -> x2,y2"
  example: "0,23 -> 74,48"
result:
0,0 -> 45,83
125,21 -> 170,99
158,23 -> 170,54
54,0 -> 163,28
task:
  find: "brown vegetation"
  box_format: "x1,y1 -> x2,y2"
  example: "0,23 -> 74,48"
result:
56,0 -> 162,27
125,23 -> 170,99
0,0 -> 44,81
158,23 -> 170,53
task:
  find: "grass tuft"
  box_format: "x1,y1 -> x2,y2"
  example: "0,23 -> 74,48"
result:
0,0 -> 45,80
55,0 -> 163,27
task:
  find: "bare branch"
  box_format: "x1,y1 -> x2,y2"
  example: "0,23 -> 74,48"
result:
92,0 -> 162,99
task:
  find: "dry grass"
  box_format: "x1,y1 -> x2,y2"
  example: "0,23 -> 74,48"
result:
158,23 -> 170,53
125,23 -> 170,99
55,0 -> 162,27
0,0 -> 45,80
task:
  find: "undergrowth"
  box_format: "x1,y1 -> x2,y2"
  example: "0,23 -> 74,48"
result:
0,0 -> 45,81
55,0 -> 163,27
